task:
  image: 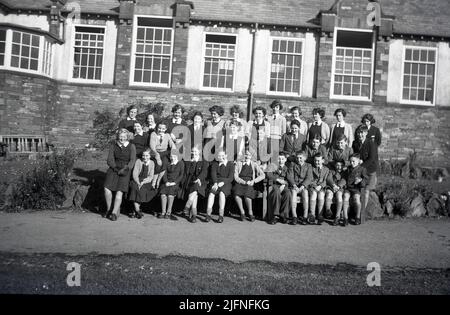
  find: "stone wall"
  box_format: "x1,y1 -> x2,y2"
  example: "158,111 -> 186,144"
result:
1,69 -> 449,167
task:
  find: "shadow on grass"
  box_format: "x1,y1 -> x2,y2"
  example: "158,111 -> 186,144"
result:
72,168 -> 106,214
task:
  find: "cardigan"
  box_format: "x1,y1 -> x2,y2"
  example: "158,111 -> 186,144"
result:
149,132 -> 175,159
330,122 -> 354,148
267,114 -> 287,140
132,158 -> 155,185
234,160 -> 265,184
210,161 -> 235,184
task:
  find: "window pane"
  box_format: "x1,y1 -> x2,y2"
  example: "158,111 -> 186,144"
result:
72,28 -> 104,80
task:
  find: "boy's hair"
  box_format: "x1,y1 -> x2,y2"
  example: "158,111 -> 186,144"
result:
336,134 -> 348,142
290,119 -> 301,128
297,151 -> 307,157
334,108 -> 347,117
230,105 -> 244,117
334,159 -> 345,165
350,153 -> 361,160
357,125 -> 369,133
312,108 -> 325,118
361,113 -> 376,124
157,121 -> 167,129
172,104 -> 184,113
278,152 -> 287,158
290,106 -> 302,115
270,100 -> 283,110
252,106 -> 267,116
209,105 -> 224,116
311,134 -> 322,142
142,148 -> 151,155
313,152 -> 324,159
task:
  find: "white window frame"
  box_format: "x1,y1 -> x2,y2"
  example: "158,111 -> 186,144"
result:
330,27 -> 375,101
129,15 -> 174,88
200,32 -> 238,92
0,28 -> 6,67
0,29 -> 53,77
68,24 -> 106,84
400,45 -> 438,106
266,36 -> 305,97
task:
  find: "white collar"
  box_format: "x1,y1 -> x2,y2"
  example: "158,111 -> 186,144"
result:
173,117 -> 182,124
117,141 -> 129,147
126,117 -> 136,121
219,161 -> 227,166
336,122 -> 345,128
135,131 -> 143,137
313,121 -> 322,126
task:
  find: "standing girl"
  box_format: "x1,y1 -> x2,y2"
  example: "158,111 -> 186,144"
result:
330,108 -> 354,148
158,152 -> 185,220
306,108 -> 330,146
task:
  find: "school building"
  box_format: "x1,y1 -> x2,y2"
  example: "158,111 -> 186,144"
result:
0,0 -> 449,166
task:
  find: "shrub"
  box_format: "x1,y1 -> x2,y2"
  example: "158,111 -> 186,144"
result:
92,110 -> 118,150
6,149 -> 78,211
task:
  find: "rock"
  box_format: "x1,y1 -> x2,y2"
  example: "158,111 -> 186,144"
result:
410,195 -> 426,217
384,200 -> 394,218
73,185 -> 89,209
426,194 -> 445,217
1,183 -> 15,209
365,192 -> 384,219
62,183 -> 79,208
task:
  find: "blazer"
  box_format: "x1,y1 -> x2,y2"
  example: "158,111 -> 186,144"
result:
310,166 -> 330,188
354,125 -> 382,147
184,160 -> 209,183
107,141 -> 136,170
307,121 -> 331,145
210,161 -> 235,184
287,162 -> 313,188
330,122 -> 354,147
359,139 -> 379,174
287,119 -> 308,135
266,164 -> 289,185
326,170 -> 346,189
345,165 -> 368,191
327,146 -> 354,166
305,144 -> 328,165
267,114 -> 287,140
280,132 -> 306,157
132,158 -> 155,185
234,160 -> 265,184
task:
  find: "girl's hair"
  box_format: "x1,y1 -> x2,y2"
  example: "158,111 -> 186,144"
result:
252,106 -> 267,116
270,100 -> 283,110
334,108 -> 347,117
192,111 -> 203,120
133,121 -> 142,127
312,108 -> 325,118
116,128 -> 132,140
172,104 -> 184,113
290,106 -> 302,116
126,105 -> 138,115
209,105 -> 224,116
361,113 -> 376,124
230,105 -> 244,118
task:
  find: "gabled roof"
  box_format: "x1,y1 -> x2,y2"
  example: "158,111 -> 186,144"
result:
1,0 -> 449,37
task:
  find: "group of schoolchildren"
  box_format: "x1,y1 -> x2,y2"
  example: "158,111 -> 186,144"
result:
103,100 -> 381,227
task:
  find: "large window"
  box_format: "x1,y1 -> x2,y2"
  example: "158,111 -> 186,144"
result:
0,28 -> 53,76
402,47 -> 436,105
131,17 -> 173,86
0,29 -> 5,66
11,31 -> 40,71
202,34 -> 236,90
332,29 -> 374,100
72,26 -> 104,81
269,38 -> 303,95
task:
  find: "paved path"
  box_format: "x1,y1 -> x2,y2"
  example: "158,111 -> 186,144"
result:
0,211 -> 449,268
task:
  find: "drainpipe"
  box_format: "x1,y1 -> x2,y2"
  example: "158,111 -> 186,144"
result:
247,22 -> 259,121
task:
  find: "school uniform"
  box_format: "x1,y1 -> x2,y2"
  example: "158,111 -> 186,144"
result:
247,119 -> 271,141
287,119 -> 308,136
307,121 -> 330,145
330,121 -> 354,148
327,146 -> 354,167
180,160 -> 209,199
204,119 -> 226,155
143,123 -> 156,134
233,160 -> 265,199
266,164 -> 292,221
128,159 -> 156,203
188,124 -> 205,152
149,132 -> 175,172
223,134 -> 245,162
131,132 -> 149,158
118,117 -> 137,133
280,132 -> 306,161
267,113 -> 287,140
345,165 -> 368,194
166,117 -> 187,136
159,160 -> 185,196
326,170 -> 346,192
358,138 -> 379,190
225,118 -> 248,138
248,136 -> 273,165
309,165 -> 330,192
209,161 -> 235,196
287,162 -> 313,189
305,144 -> 328,165
104,142 -> 136,193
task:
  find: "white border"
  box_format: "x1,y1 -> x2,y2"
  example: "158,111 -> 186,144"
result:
199,31 -> 238,93
68,24 -> 106,84
330,27 -> 375,101
266,36 -> 305,97
129,15 -> 174,88
399,45 -> 438,106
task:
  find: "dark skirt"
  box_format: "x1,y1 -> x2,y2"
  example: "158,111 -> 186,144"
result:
128,181 -> 157,203
104,167 -> 131,193
209,182 -> 232,196
159,183 -> 180,196
233,183 -> 256,199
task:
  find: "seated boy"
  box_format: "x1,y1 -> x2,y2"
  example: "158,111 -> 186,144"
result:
287,151 -> 312,225
305,135 -> 328,165
327,134 -> 353,169
343,154 -> 369,226
324,159 -> 346,225
307,153 -> 330,225
266,153 -> 292,225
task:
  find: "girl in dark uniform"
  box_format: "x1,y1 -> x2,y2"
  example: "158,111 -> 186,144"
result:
233,150 -> 265,222
118,105 -> 138,133
104,128 -> 136,221
330,108 -> 354,148
128,149 -> 156,219
158,152 -> 184,220
307,108 -> 330,146
131,122 -> 149,158
181,147 -> 209,223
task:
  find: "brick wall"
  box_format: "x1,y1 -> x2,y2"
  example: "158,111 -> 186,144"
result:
1,69 -> 449,167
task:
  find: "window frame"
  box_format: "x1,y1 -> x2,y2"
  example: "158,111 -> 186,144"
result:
266,36 -> 305,97
68,24 -> 106,84
330,27 -> 375,102
199,31 -> 238,93
0,28 -> 53,77
129,15 -> 175,88
400,45 -> 438,106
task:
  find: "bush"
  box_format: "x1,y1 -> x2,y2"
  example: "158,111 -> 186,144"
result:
5,149 -> 78,211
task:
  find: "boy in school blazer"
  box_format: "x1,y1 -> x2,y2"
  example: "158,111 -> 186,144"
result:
308,153 -> 330,225
280,119 -> 306,163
